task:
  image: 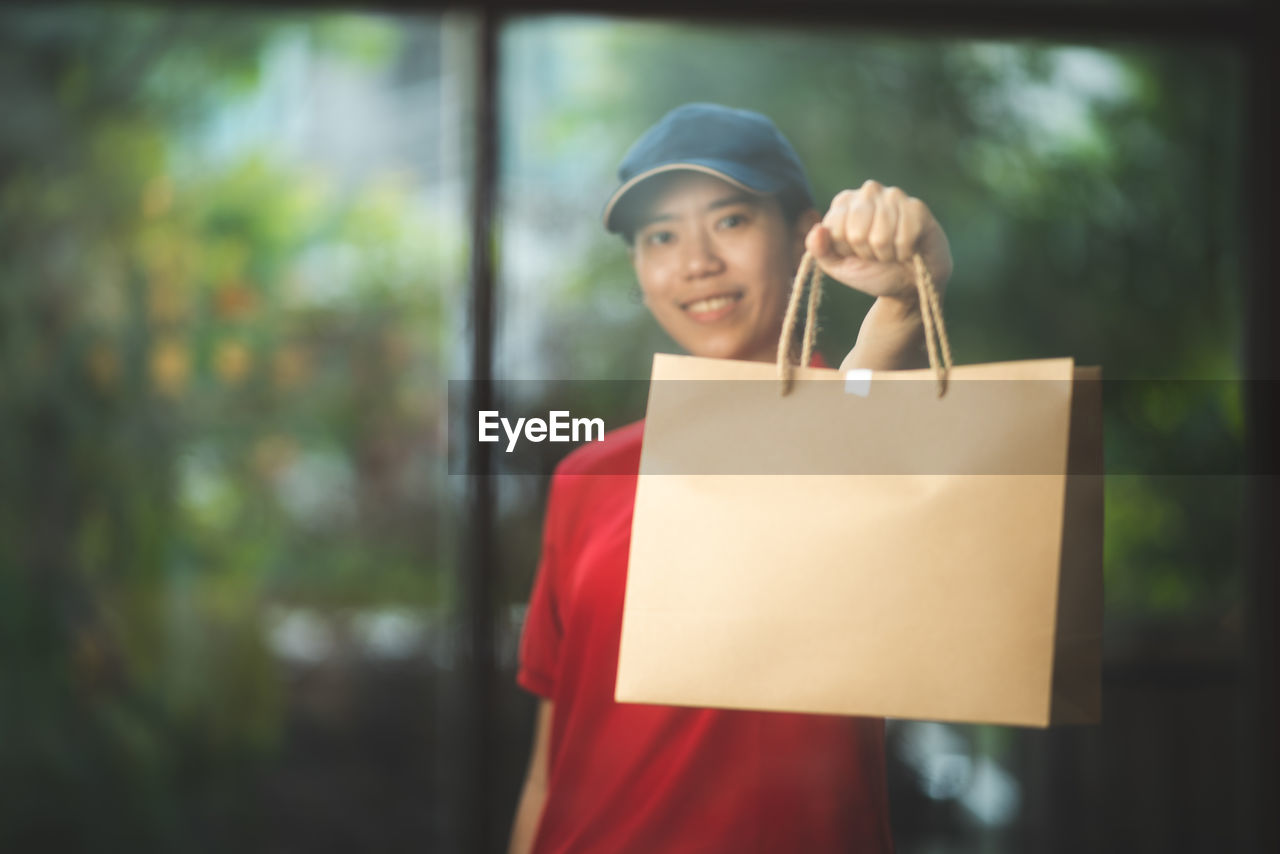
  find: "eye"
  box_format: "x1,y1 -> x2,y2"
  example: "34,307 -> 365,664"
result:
643,229 -> 675,246
717,212 -> 749,229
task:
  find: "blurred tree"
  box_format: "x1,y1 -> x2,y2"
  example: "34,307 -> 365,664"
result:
0,7 -> 461,851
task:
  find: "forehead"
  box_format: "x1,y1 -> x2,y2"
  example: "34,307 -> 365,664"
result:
625,171 -> 776,230
636,171 -> 756,212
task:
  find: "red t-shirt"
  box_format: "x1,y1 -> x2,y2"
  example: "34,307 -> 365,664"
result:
518,418 -> 894,854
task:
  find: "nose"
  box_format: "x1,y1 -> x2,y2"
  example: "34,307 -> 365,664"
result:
683,228 -> 724,278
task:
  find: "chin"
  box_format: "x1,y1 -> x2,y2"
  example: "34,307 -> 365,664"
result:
683,338 -> 741,361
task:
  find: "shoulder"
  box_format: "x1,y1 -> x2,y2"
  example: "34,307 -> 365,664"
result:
540,419 -> 643,550
551,419 -> 644,479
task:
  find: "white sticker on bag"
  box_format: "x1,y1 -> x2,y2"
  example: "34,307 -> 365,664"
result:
844,369 -> 872,397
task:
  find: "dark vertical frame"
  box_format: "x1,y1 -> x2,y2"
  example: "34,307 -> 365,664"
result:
1241,14 -> 1278,852
464,5 -> 500,852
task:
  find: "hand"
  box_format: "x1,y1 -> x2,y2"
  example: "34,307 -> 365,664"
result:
805,180 -> 952,305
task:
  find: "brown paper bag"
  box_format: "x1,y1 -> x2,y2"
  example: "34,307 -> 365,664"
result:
615,256 -> 1102,728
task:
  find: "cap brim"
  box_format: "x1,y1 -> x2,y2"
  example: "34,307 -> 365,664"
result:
601,160 -> 787,233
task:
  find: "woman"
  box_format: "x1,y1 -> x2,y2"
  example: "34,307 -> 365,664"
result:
509,103 -> 953,854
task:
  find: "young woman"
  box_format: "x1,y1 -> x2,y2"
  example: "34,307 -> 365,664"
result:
509,103 -> 952,854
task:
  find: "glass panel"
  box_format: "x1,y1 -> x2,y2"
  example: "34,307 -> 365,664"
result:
494,15 -> 1246,853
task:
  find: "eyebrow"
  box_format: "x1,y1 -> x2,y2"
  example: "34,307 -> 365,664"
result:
634,192 -> 759,231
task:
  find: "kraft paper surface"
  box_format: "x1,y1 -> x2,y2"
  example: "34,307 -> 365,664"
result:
615,355 -> 1102,728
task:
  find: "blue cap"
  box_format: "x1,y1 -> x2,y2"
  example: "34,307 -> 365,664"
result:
602,103 -> 815,234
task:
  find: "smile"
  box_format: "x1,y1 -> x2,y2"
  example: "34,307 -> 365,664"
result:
682,291 -> 743,322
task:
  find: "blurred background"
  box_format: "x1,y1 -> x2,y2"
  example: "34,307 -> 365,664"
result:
0,3 -> 1269,853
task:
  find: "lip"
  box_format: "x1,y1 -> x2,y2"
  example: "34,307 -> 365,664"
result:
681,290 -> 744,324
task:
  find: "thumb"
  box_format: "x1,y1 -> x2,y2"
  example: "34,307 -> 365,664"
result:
805,223 -> 832,258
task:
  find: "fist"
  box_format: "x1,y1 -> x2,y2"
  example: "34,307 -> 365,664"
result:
805,180 -> 952,302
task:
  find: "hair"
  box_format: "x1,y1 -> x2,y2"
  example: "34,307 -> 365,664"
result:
616,173 -> 814,246
776,187 -> 816,230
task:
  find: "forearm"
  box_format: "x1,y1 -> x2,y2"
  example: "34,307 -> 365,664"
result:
839,294 -> 929,372
508,774 -> 548,854
508,698 -> 553,854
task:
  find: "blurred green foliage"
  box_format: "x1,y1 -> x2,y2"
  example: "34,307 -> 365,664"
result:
1,7 -> 460,849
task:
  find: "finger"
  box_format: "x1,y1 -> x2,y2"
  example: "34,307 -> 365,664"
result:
823,191 -> 855,256
805,223 -> 832,258
895,197 -> 929,261
842,195 -> 875,260
844,180 -> 886,259
868,193 -> 899,263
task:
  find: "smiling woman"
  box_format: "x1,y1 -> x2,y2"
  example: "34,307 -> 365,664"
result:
505,101 -> 957,854
626,171 -> 809,363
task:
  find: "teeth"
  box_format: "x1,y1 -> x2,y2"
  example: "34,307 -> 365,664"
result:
686,295 -> 737,313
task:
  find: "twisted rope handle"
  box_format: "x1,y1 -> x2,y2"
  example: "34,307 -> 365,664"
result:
776,252 -> 952,396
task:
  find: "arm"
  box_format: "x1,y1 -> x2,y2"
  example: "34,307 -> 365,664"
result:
508,699 -> 554,854
804,180 -> 952,372
839,294 -> 929,372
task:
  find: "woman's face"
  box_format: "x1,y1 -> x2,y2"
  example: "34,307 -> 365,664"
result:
628,172 -> 811,363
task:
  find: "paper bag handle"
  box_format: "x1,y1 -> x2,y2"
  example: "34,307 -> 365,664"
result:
776,252 -> 953,397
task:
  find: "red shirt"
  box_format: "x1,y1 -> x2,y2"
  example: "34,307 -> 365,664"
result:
518,418 -> 894,854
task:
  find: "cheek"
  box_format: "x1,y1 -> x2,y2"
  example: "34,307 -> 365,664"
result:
737,231 -> 791,273
635,261 -> 678,305
636,280 -> 662,310
750,244 -> 797,300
